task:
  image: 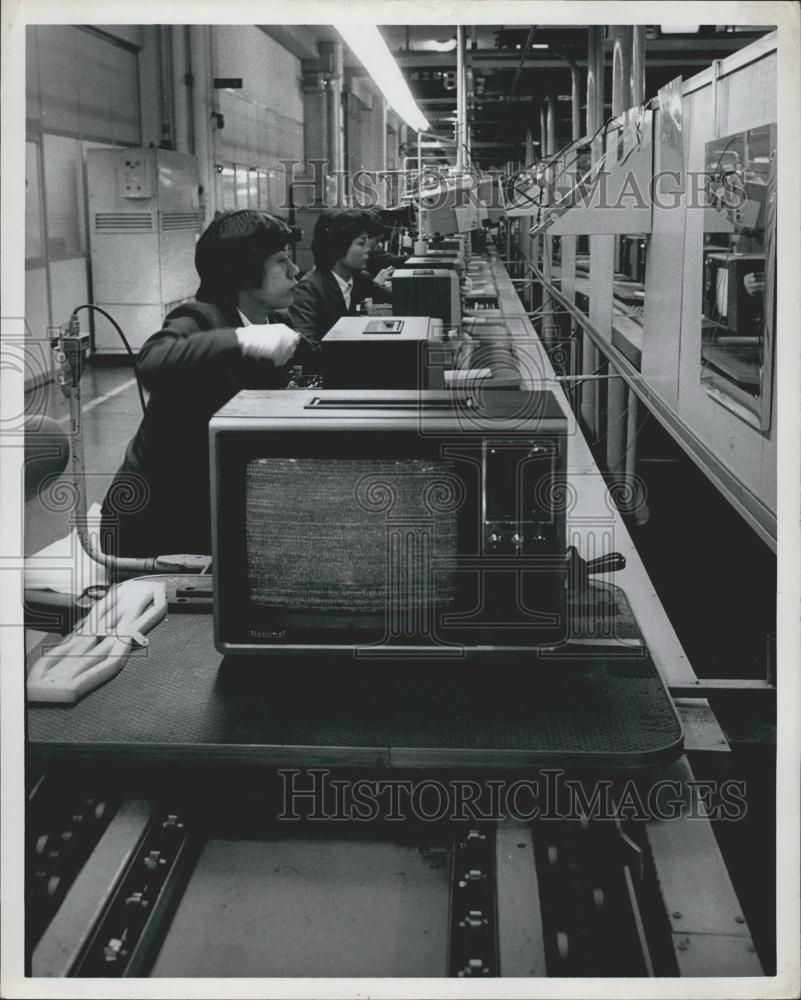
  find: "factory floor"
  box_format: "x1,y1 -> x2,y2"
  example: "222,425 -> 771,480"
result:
22,362 -> 777,974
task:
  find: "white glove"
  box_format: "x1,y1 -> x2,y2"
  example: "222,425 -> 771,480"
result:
236,323 -> 299,365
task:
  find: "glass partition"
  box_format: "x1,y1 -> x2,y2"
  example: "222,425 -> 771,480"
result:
700,124 -> 776,432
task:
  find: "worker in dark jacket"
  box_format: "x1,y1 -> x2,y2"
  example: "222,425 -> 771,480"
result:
363,209 -> 409,278
101,210 -> 302,558
287,209 -> 395,344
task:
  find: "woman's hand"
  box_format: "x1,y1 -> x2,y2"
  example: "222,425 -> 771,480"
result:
373,266 -> 395,285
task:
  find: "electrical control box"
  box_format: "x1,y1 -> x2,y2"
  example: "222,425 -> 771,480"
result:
120,154 -> 155,199
87,148 -> 199,355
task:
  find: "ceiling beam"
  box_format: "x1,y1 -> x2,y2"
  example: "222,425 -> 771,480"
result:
259,26 -> 323,62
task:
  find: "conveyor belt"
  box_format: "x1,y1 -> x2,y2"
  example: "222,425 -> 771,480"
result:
27,582 -> 681,769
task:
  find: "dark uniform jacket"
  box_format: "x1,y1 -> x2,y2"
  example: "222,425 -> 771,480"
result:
287,267 -> 389,345
101,300 -> 290,559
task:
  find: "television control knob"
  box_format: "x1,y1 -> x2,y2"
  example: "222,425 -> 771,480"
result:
488,533 -> 502,550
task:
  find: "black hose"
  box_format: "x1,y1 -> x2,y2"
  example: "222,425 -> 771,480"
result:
71,304 -> 147,413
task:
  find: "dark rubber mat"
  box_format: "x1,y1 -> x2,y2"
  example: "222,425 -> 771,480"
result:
27,579 -> 680,770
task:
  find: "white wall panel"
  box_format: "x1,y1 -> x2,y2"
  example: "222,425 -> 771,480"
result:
110,49 -> 141,145
675,52 -> 776,523
42,134 -> 85,257
640,106 -> 687,409
589,235 -> 614,344
48,257 -> 89,330
30,27 -> 139,144
24,268 -> 51,368
718,57 -> 776,137
25,141 -> 44,260
75,28 -> 116,139
36,27 -> 80,135
213,27 -> 304,172
26,27 -> 41,124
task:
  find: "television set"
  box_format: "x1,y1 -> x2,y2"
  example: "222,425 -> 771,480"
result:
320,316 -> 452,389
702,252 -> 764,333
420,201 -> 480,238
401,255 -> 463,278
391,268 -> 461,327
618,236 -> 647,283
431,236 -> 466,256
426,247 -> 465,269
210,389 -> 568,657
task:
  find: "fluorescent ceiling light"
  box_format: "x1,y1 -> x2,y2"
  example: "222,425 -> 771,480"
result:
334,23 -> 431,132
659,24 -> 700,33
419,38 -> 457,52
530,43 -> 549,49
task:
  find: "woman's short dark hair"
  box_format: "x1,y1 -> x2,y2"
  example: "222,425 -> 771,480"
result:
363,210 -> 386,238
310,209 -> 371,270
195,210 -> 299,303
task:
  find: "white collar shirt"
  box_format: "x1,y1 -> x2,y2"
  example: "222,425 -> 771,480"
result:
332,270 -> 353,310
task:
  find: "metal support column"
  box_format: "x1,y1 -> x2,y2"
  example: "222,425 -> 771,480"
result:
523,128 -> 536,311
542,95 -> 559,348
606,26 -> 633,473
539,105 -> 548,158
557,54 -> 580,363
456,26 -> 467,172
171,26 -> 190,154
157,26 -> 175,150
189,25 -> 215,226
581,26 -> 605,435
560,54 -> 582,142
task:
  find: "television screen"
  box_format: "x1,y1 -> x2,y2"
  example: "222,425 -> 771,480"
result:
245,457 -> 458,626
